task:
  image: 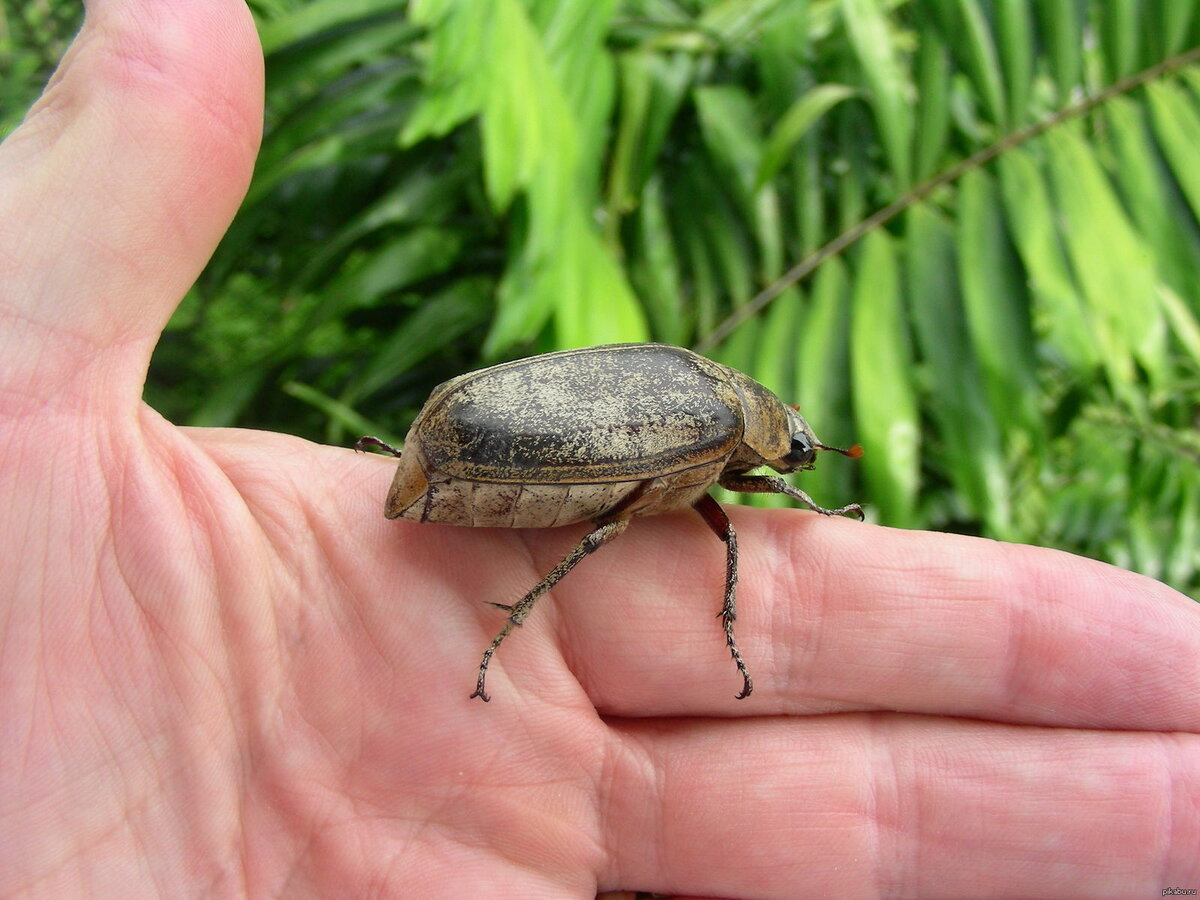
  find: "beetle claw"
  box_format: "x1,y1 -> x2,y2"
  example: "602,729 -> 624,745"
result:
735,675 -> 753,700
819,502 -> 865,520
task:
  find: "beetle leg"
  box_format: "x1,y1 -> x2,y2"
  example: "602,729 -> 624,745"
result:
692,494 -> 753,700
470,517 -> 631,702
480,480 -> 668,619
355,435 -> 403,457
719,473 -> 865,520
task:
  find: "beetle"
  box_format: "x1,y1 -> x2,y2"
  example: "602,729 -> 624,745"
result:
357,342 -> 863,702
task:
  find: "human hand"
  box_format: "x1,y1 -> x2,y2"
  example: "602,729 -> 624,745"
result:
2,3 -> 1197,898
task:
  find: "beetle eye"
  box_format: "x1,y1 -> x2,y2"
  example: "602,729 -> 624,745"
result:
787,435 -> 817,468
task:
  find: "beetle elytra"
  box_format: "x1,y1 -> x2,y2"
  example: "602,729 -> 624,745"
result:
357,343 -> 863,702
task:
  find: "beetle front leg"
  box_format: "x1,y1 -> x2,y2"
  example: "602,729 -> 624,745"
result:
719,473 -> 865,520
471,517 -> 631,702
692,494 -> 752,700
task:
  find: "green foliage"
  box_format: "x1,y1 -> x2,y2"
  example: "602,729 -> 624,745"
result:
0,1 -> 83,138
4,0 -> 1200,597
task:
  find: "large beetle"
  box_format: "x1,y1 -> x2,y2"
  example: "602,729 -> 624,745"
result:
357,343 -> 862,701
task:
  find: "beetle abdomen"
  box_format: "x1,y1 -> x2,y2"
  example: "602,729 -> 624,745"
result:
414,344 -> 743,484
395,475 -> 645,527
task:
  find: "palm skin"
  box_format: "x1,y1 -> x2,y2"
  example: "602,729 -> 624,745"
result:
1,3 -> 1198,898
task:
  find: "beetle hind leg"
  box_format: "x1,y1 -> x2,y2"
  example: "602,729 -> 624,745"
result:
470,517 -> 630,702
692,495 -> 753,700
355,435 -> 403,457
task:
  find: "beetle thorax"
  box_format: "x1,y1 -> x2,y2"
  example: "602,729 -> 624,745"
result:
720,368 -> 795,473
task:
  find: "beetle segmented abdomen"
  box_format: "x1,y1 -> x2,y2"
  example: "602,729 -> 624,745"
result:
396,477 -> 645,528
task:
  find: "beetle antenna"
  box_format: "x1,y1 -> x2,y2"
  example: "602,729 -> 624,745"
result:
815,442 -> 863,459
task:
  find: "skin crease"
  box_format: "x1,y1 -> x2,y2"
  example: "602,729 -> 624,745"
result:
0,3 -> 1198,898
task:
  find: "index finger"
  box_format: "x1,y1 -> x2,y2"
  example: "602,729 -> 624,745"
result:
554,509 -> 1200,730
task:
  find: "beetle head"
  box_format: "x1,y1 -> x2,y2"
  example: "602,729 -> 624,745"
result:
773,405 -> 863,473
721,367 -> 861,474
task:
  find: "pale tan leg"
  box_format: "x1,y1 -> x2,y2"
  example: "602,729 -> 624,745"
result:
471,517 -> 631,702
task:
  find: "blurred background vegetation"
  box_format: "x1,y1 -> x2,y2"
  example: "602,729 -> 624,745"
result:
4,0 -> 1199,598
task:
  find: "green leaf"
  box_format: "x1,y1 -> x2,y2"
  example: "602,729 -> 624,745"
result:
607,50 -> 694,218
326,227 -> 466,307
841,0 -> 914,187
953,0 -> 1008,129
907,203 -> 1009,532
1044,127 -> 1167,395
913,35 -> 950,180
1153,2 -> 1196,56
285,381 -> 385,442
629,175 -> 687,344
695,85 -> 764,215
259,0 -> 405,55
1105,96 -> 1200,315
1158,285 -> 1200,371
403,0 -> 494,141
482,0 -> 577,211
788,134 -> 825,256
250,66 -> 417,205
694,84 -> 788,281
290,165 -> 467,292
795,260 -> 857,507
755,1 -> 815,115
850,232 -> 920,526
1094,0 -> 1140,82
1034,1 -> 1082,100
530,0 -> 620,187
747,289 -> 805,508
188,368 -> 271,427
1166,478 -> 1200,590
753,287 -> 803,401
697,0 -> 792,46
343,277 -> 493,405
1146,80 -> 1200,227
677,193 -> 722,338
756,84 -> 856,189
405,0 -> 646,356
957,169 -> 1040,436
996,150 -> 1097,373
554,213 -> 651,349
265,16 -> 417,88
995,0 -> 1033,126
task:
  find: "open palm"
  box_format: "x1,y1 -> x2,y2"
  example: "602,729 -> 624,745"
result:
2,3 -> 1198,898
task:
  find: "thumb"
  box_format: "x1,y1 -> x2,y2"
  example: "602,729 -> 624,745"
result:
0,0 -> 263,411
